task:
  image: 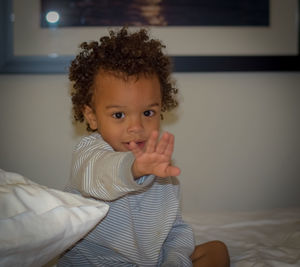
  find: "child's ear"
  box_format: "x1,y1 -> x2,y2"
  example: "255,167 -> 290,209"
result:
83,105 -> 98,130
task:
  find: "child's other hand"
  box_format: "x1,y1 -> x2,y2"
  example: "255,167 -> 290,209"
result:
130,131 -> 181,178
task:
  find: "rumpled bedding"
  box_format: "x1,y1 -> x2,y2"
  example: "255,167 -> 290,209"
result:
0,169 -> 109,267
1,167 -> 299,267
183,208 -> 300,267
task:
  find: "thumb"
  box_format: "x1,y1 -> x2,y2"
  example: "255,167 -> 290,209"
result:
165,166 -> 181,177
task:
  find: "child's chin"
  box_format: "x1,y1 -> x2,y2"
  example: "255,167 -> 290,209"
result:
121,143 -> 131,152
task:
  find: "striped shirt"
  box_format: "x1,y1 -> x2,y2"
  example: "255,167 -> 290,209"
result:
58,133 -> 195,266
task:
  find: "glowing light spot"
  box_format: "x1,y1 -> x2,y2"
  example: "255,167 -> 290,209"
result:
46,11 -> 60,24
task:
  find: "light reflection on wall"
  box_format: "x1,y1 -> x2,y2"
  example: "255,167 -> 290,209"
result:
45,11 -> 60,24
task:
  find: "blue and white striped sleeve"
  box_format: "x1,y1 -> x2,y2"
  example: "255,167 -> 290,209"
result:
70,134 -> 155,201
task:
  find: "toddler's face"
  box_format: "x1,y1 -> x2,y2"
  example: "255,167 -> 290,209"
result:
84,71 -> 162,152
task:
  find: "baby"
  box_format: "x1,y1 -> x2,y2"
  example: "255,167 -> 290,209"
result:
58,27 -> 229,267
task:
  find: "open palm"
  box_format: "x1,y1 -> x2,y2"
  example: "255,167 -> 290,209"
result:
130,131 -> 181,178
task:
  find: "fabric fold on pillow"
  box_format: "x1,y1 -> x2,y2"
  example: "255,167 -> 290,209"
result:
0,169 -> 109,267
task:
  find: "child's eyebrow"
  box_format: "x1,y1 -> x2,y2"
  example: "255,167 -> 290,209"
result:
105,103 -> 160,110
147,103 -> 160,108
105,105 -> 126,110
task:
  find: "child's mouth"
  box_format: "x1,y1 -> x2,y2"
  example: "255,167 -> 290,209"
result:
124,141 -> 145,150
135,141 -> 145,150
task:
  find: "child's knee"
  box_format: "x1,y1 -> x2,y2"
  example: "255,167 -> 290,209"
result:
211,240 -> 229,253
209,240 -> 230,267
192,241 -> 230,267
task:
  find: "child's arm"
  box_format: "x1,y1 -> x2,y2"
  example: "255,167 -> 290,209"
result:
70,131 -> 180,201
70,135 -> 156,201
130,131 -> 181,179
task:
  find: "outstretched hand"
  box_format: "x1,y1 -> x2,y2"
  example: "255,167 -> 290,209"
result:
130,131 -> 181,178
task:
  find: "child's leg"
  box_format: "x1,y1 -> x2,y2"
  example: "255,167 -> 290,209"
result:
190,240 -> 230,267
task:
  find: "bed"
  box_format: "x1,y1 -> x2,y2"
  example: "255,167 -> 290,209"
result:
1,169 -> 299,267
184,208 -> 300,267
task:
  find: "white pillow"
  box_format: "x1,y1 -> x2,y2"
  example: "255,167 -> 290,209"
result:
0,169 -> 109,267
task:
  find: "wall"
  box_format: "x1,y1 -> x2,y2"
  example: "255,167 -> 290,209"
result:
1,72 -> 299,213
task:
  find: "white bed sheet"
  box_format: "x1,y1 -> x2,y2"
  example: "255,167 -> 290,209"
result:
183,208 -> 300,267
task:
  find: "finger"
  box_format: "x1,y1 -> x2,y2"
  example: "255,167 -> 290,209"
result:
129,141 -> 143,158
156,132 -> 170,154
145,130 -> 159,153
164,133 -> 175,158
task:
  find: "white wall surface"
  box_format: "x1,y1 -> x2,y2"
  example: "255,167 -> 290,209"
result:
0,72 -> 300,213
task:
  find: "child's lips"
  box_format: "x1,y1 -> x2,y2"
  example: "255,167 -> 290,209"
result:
136,141 -> 145,150
124,141 -> 146,150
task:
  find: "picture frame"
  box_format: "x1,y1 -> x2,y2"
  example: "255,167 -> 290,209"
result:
0,0 -> 299,73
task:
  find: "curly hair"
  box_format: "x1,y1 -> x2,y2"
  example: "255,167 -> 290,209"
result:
69,27 -> 178,131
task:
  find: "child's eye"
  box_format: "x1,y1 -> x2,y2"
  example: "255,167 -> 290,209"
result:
144,110 -> 155,117
112,112 -> 125,119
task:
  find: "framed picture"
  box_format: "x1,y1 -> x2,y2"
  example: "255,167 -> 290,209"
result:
40,0 -> 270,27
0,0 -> 299,73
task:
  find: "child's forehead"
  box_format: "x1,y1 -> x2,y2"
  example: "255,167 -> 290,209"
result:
93,70 -> 160,89
92,70 -> 162,104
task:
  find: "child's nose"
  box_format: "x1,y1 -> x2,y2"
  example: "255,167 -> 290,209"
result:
127,117 -> 144,133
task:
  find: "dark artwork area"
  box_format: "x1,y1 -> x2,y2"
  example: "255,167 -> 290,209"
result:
41,0 -> 269,28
